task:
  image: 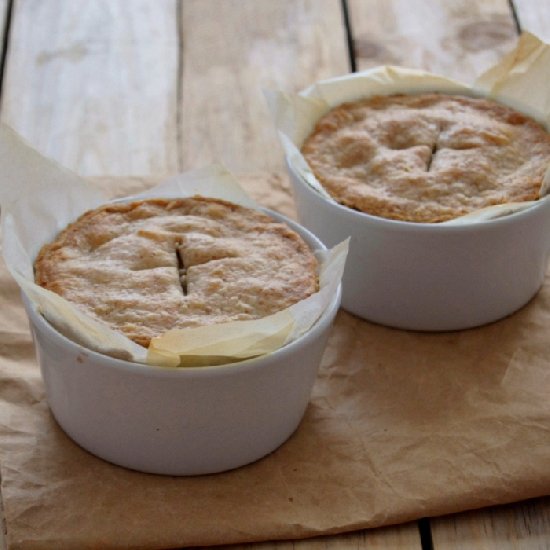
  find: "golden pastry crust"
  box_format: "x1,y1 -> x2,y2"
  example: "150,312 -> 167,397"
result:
34,197 -> 318,347
301,93 -> 550,222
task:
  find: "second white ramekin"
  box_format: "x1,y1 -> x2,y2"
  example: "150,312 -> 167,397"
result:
288,164 -> 550,331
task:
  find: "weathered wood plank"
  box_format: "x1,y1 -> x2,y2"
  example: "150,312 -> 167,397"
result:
348,0 -> 518,82
514,0 -> 550,40
177,0 -> 349,174
431,497 -> 550,550
1,0 -> 179,176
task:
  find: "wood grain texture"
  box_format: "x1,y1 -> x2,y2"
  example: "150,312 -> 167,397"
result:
431,497 -> 550,550
348,0 -> 518,82
177,0 -> 349,174
1,0 -> 179,176
514,0 -> 550,40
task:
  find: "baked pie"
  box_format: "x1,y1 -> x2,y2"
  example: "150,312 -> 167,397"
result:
34,197 -> 318,347
301,93 -> 550,222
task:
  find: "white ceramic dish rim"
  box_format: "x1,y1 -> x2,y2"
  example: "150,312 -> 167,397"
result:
26,205 -> 341,377
290,164 -> 550,234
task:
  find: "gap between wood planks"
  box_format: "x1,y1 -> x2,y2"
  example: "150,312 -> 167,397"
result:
0,0 -> 13,101
507,0 -> 522,34
341,0 -> 356,72
175,0 -> 185,172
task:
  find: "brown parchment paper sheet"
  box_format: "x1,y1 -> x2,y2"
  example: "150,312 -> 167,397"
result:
0,175 -> 549,549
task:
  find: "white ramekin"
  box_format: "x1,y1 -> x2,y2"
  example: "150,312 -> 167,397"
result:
24,210 -> 340,476
288,163 -> 550,331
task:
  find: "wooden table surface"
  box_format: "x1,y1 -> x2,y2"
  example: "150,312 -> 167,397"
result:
0,0 -> 549,549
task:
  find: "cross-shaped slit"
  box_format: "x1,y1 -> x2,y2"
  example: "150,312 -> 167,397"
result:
176,246 -> 187,296
426,123 -> 441,172
426,142 -> 438,172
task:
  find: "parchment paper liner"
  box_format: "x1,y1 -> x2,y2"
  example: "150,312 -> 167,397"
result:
268,32 -> 550,224
0,126 -> 347,367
